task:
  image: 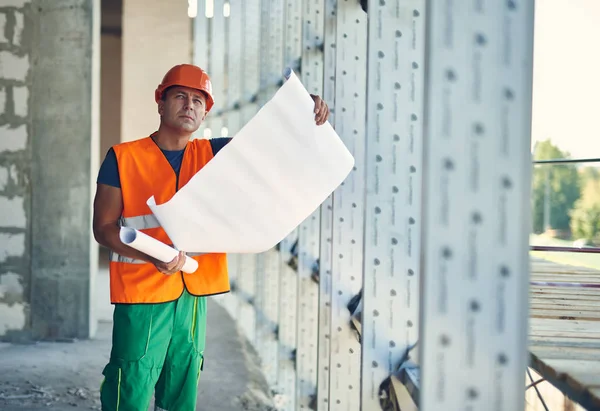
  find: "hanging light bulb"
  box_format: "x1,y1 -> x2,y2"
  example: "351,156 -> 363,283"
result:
223,2 -> 230,17
205,0 -> 214,18
187,0 -> 197,18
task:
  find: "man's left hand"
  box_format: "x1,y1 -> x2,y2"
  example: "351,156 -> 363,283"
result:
310,94 -> 330,126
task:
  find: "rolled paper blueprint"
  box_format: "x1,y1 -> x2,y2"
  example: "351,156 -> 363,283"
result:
119,227 -> 199,273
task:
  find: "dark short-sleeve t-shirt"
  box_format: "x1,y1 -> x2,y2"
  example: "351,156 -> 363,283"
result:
97,137 -> 232,188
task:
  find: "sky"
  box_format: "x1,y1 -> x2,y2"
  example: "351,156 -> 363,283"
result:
531,0 -> 600,159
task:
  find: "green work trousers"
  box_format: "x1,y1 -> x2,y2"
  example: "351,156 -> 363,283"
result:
100,290 -> 207,411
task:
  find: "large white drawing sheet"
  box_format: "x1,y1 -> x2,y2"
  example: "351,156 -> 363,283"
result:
146,70 -> 354,253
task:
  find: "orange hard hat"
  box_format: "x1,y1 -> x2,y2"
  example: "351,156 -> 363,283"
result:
154,64 -> 215,112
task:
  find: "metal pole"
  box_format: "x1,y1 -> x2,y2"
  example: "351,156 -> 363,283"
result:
419,1 -> 535,410
361,0 -> 426,409
295,0 -> 324,409
544,167 -> 551,231
317,1 -> 337,409
327,1 -> 368,409
236,0 -> 262,347
275,1 -> 304,409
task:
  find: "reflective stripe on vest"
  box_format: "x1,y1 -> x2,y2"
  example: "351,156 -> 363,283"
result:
120,213 -> 161,230
110,250 -> 208,263
112,210 -> 208,264
110,213 -> 162,264
118,213 -> 207,257
110,251 -> 145,264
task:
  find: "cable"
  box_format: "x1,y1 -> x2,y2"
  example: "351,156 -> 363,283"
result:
526,378 -> 546,390
527,368 -> 550,411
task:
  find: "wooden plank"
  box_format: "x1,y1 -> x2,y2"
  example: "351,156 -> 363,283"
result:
531,265 -> 600,272
531,272 -> 600,278
529,335 -> 600,343
529,279 -> 600,286
531,302 -> 600,310
531,301 -> 600,309
530,326 -> 600,336
529,258 -> 600,408
530,267 -> 600,273
531,290 -> 600,297
528,337 -> 600,348
531,284 -> 600,291
530,345 -> 600,361
529,318 -> 600,332
531,296 -> 600,303
530,307 -> 600,317
531,260 -> 595,267
531,266 -> 600,273
531,270 -> 600,277
531,295 -> 600,302
530,275 -> 600,284
530,330 -> 600,340
531,288 -> 600,297
530,310 -> 600,321
531,295 -> 600,303
531,273 -> 600,279
530,296 -> 600,304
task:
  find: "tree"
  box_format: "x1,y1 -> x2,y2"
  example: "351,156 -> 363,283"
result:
531,140 -> 581,234
571,169 -> 600,241
580,166 -> 600,183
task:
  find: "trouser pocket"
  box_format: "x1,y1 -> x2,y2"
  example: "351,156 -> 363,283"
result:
100,363 -> 122,411
101,361 -> 158,411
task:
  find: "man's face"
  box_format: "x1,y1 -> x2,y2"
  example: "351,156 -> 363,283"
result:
158,86 -> 207,133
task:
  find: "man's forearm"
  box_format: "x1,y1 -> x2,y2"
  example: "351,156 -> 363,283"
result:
95,223 -> 154,263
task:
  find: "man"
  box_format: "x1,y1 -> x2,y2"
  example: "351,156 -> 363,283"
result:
93,64 -> 329,411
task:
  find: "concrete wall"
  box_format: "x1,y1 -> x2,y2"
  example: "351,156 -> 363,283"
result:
0,0 -> 31,339
100,0 -> 122,160
120,0 -> 192,142
0,0 -> 99,341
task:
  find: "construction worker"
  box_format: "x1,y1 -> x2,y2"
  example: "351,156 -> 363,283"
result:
92,64 -> 329,411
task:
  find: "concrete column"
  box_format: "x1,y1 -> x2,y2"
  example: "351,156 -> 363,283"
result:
121,0 -> 192,142
29,0 -> 100,340
0,0 -> 31,339
0,0 -> 100,340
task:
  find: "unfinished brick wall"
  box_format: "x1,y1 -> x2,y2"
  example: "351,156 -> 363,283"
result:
0,0 -> 31,338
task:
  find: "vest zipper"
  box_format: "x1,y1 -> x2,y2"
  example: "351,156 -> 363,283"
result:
176,159 -> 184,280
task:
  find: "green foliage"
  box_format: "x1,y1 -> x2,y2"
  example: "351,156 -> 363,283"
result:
571,171 -> 600,242
531,140 -> 581,233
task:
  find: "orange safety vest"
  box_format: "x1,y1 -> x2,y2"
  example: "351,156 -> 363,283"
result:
109,135 -> 230,304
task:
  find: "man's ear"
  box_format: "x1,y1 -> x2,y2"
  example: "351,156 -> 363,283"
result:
158,100 -> 165,116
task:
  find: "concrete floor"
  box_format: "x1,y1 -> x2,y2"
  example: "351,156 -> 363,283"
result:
0,259 -> 275,411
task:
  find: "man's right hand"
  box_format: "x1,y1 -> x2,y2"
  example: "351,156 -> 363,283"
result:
151,250 -> 186,275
